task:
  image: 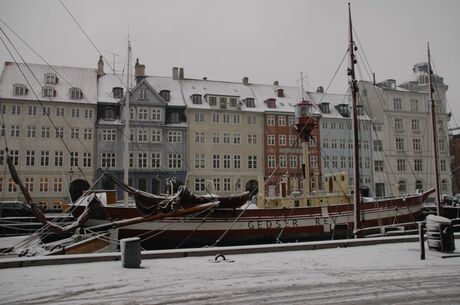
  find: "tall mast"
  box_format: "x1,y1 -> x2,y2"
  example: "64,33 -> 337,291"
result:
348,3 -> 361,235
123,40 -> 132,207
427,43 -> 441,215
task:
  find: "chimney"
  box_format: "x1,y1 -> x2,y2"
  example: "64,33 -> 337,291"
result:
316,86 -> 324,93
243,77 -> 249,85
134,58 -> 146,84
172,67 -> 179,80
276,88 -> 284,97
273,81 -> 279,86
97,55 -> 104,78
179,67 -> 184,80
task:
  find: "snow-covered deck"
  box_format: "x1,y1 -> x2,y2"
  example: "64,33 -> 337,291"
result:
0,238 -> 459,304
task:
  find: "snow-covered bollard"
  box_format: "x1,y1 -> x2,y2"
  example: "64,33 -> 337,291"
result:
120,237 -> 141,268
426,215 -> 455,253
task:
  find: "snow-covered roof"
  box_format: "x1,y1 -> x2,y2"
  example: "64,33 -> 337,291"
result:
97,73 -> 130,104
0,61 -> 97,104
144,76 -> 186,107
250,83 -> 300,113
307,91 -> 370,120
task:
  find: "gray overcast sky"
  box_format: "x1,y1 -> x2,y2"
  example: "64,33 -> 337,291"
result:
1,0 -> 459,125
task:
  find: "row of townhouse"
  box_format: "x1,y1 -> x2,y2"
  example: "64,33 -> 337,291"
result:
0,58 -> 451,205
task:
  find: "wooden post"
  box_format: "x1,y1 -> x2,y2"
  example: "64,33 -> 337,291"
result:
418,222 -> 425,260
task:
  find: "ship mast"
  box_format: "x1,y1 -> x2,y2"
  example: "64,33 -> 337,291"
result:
427,43 -> 442,215
123,40 -> 132,207
348,3 -> 361,236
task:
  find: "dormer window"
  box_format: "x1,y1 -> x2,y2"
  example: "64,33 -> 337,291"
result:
276,88 -> 284,97
69,87 -> 83,100
13,84 -> 28,96
103,107 -> 115,120
191,94 -> 202,104
265,98 -> 276,109
229,98 -> 238,108
208,96 -> 217,106
335,104 -> 349,117
42,86 -> 55,98
245,98 -> 255,108
45,73 -> 58,85
356,105 -> 364,115
112,87 -> 123,99
219,97 -> 227,109
319,102 -> 330,114
159,90 -> 171,102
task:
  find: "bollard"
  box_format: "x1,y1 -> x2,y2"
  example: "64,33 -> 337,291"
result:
120,237 -> 141,268
426,215 -> 455,252
418,222 -> 425,260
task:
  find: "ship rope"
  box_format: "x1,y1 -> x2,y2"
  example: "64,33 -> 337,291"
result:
275,206 -> 296,243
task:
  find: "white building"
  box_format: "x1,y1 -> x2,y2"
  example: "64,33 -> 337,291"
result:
359,63 -> 451,198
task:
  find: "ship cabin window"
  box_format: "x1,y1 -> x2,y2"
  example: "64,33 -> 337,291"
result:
191,94 -> 202,104
245,98 -> 255,108
112,87 -> 123,99
69,87 -> 83,100
44,73 -> 58,85
160,90 -> 171,102
13,84 -> 28,96
265,98 -> 276,109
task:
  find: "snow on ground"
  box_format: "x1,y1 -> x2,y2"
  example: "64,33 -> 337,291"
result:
0,242 -> 459,305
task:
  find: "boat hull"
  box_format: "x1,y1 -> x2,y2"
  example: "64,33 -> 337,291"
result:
73,190 -> 432,250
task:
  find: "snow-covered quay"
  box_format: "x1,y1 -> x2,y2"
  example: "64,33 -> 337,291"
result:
0,241 -> 459,305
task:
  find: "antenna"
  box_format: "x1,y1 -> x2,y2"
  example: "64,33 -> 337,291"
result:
106,51 -> 120,75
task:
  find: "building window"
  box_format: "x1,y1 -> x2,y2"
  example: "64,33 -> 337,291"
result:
27,126 -> 36,138
195,178 -> 205,192
138,153 -> 148,168
194,132 -> 205,143
245,98 -> 255,108
168,131 -> 182,143
71,108 -> 80,118
83,128 -> 92,140
223,114 -> 230,124
101,152 -> 116,168
139,89 -> 148,100
26,150 -> 35,166
399,180 -> 407,194
25,177 -> 34,192
28,106 -> 37,115
212,132 -> 220,144
151,129 -> 161,143
219,97 -> 227,109
233,114 -> 240,124
268,155 -> 275,168
279,135 -> 286,146
83,152 -> 91,167
208,96 -> 217,106
247,115 -> 256,124
373,140 -> 382,151
395,138 -> 404,151
393,98 -> 402,111
84,109 -> 93,119
70,152 -> 79,167
12,105 -> 21,115
71,128 -> 79,139
413,138 -> 421,151
439,138 -> 446,152
160,90 -> 170,102
309,136 -> 317,147
168,153 -> 182,169
138,108 -> 149,120
374,160 -> 384,172
223,154 -> 231,169
233,155 -> 241,169
414,159 -> 423,172
112,87 -> 123,99
440,159 -> 447,172
394,118 -> 403,131
233,133 -> 240,144
213,154 -> 220,169
212,113 -> 220,123
194,112 -> 204,123
311,155 -> 318,169
137,130 -> 148,142
223,178 -> 231,191
441,179 -> 448,193
397,159 -> 406,171
230,98 -> 238,108
42,106 -> 50,116
151,108 -> 161,121
248,155 -> 257,169
8,178 -> 17,192
290,155 -> 297,168
278,115 -> 286,126
248,134 -> 257,144
39,178 -> 49,192
267,135 -> 275,145
411,119 -> 420,132
289,135 -> 297,147
13,84 -> 28,96
279,155 -> 287,168
102,129 -> 116,141
415,180 -> 423,191
53,178 -> 63,192
54,151 -> 63,166
410,99 -> 419,112
151,152 -> 161,168
40,151 -> 49,166
192,94 -> 202,104
194,153 -> 205,169
213,178 -> 221,192
56,107 -> 64,117
42,86 -> 55,98
267,115 -> 275,126
70,88 -> 83,100
45,73 -> 58,84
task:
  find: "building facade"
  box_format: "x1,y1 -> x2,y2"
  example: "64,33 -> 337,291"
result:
0,62 -> 97,206
359,62 -> 451,197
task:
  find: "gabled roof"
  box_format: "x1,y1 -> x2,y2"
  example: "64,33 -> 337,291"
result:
0,61 -> 97,104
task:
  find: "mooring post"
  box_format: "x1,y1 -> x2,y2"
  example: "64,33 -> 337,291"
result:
418,222 -> 425,260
